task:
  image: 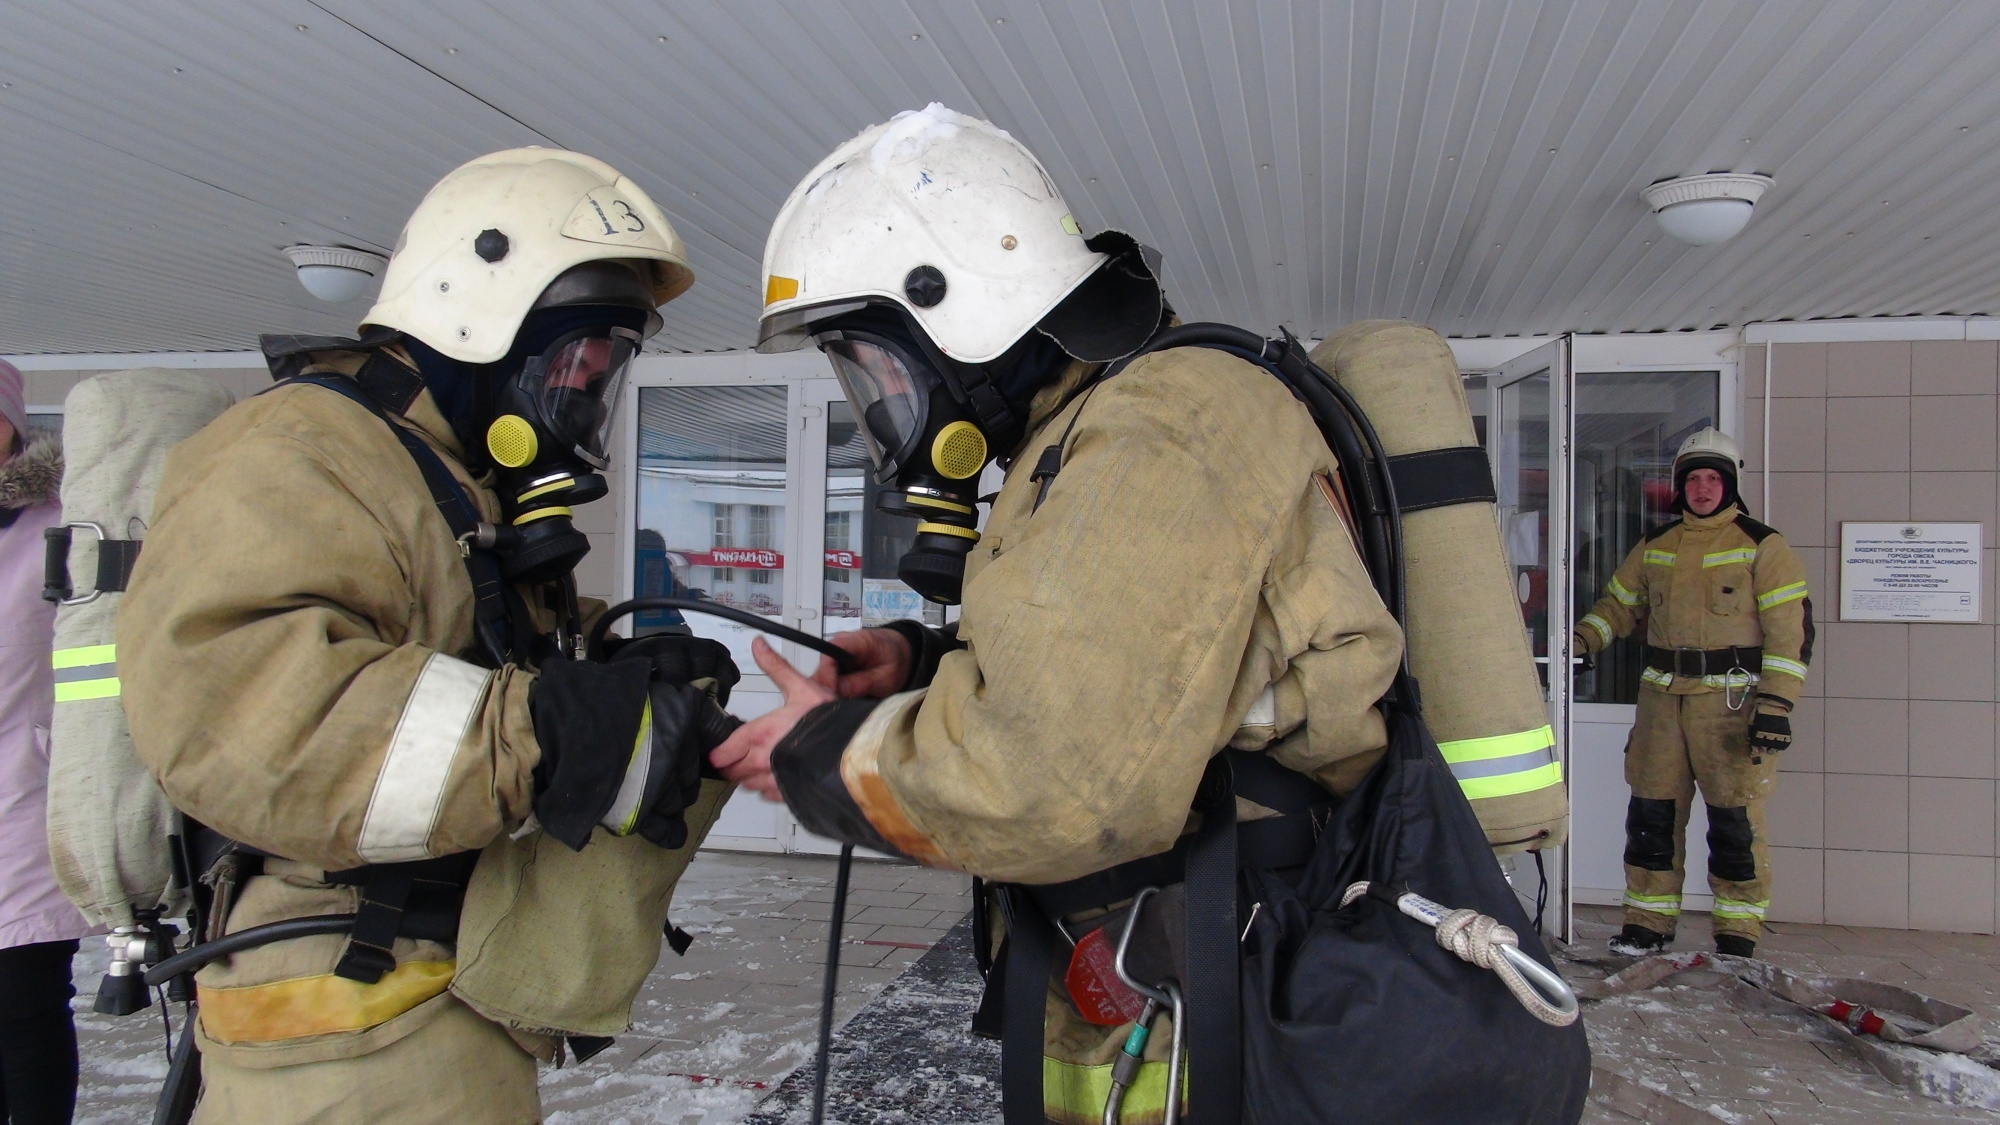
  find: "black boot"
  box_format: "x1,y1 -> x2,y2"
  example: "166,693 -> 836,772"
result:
1714,933 -> 1757,958
1608,924 -> 1673,957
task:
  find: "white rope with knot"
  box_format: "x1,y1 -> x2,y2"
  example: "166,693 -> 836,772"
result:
1342,881 -> 1578,1027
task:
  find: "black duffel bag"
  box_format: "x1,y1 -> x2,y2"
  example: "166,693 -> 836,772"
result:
1234,700 -> 1591,1124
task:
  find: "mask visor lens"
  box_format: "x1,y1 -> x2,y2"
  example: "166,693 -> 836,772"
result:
819,337 -> 932,475
539,326 -> 641,462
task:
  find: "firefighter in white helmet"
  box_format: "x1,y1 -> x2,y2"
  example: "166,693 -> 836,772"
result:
1572,427 -> 1811,960
119,150 -> 740,1123
711,105 -> 1403,1123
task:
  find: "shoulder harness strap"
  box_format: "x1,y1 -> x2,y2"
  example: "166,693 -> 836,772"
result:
1643,518 -> 1682,543
1733,512 -> 1777,543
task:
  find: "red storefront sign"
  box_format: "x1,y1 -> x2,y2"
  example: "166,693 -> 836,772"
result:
677,549 -> 862,570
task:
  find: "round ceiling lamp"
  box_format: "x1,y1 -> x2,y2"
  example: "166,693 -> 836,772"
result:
281,244 -> 388,303
1639,173 -> 1774,246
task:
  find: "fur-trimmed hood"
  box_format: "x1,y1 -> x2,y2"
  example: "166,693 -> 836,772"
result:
0,435 -> 61,510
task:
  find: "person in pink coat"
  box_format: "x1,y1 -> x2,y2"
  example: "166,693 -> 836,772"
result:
0,358 -> 92,1125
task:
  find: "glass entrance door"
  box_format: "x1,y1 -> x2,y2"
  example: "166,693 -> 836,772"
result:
1480,337 -> 1575,941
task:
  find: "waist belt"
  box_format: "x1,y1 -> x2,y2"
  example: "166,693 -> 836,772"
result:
1644,645 -> 1762,678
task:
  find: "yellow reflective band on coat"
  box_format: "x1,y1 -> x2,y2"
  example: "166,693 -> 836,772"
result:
1640,667 -> 1674,688
1762,655 -> 1808,681
1607,576 -> 1643,606
1712,898 -> 1769,920
1623,892 -> 1682,916
197,960 -> 455,1044
1579,613 -> 1613,649
1703,547 -> 1758,568
1643,549 -> 1677,567
1043,1053 -> 1184,1125
1757,581 -> 1808,611
51,643 -> 120,702
1436,725 -> 1563,801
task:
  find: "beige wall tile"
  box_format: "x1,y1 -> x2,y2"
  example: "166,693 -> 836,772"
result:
1741,345 -> 1768,399
1767,846 -> 1824,924
1824,849 -> 1909,929
1741,399 -> 1763,471
1912,340 -> 1998,397
573,532 -> 619,606
1910,396 -> 1998,472
1826,341 -> 1912,397
1907,623 -> 1996,702
1824,774 -> 1908,851
1909,700 -> 1999,778
1771,343 -> 1826,399
1768,472 -> 1826,547
1826,398 -> 1909,472
1908,777 -> 1996,856
23,370 -> 81,405
1826,472 -> 1910,527
1767,397 -> 1825,473
1766,773 -> 1823,848
1911,854 -> 1996,934
1819,622 -> 1908,699
1911,472 -> 1998,543
1823,698 -> 1908,773
1785,697 -> 1825,770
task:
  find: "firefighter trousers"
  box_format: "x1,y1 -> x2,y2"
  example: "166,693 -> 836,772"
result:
1622,686 -> 1780,942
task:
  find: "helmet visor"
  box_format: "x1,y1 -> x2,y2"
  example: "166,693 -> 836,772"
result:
816,333 -> 937,480
532,325 -> 642,465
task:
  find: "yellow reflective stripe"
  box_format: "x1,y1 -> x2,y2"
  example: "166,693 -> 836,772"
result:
1699,671 -> 1759,690
607,699 -> 654,836
197,960 -> 455,1044
1457,761 -> 1564,801
51,643 -> 116,670
1712,899 -> 1769,920
1607,576 -> 1643,606
1640,667 -> 1674,687
1437,725 -> 1555,764
1762,655 -> 1808,681
1703,548 -> 1758,568
1044,1051 -> 1184,1123
1643,549 -> 1677,567
1579,613 -> 1613,648
1757,582 -> 1808,611
1623,892 -> 1682,915
54,678 -> 121,702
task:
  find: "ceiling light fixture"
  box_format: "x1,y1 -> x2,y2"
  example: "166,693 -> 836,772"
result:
281,245 -> 387,303
1639,173 -> 1774,246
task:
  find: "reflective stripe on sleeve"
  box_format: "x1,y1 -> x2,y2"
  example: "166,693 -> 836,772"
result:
1437,725 -> 1563,801
1762,655 -> 1808,681
1757,582 -> 1808,611
52,643 -> 120,702
1579,613 -> 1613,648
1703,548 -> 1758,568
603,698 -> 653,836
1608,576 -> 1643,606
355,653 -> 491,864
1643,549 -> 1677,567
1641,666 -> 1674,688
1623,891 -> 1683,916
1712,898 -> 1768,920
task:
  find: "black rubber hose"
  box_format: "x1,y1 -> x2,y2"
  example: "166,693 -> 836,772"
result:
812,843 -> 856,1125
144,915 -> 358,987
587,597 -> 859,673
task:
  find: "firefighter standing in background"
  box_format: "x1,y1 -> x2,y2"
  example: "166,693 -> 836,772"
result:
1573,428 -> 1810,959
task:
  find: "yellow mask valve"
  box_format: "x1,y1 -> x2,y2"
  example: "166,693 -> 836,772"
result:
931,420 -> 988,480
916,520 -> 981,541
486,415 -> 539,469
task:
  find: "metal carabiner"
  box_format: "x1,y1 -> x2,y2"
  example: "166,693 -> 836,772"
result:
1103,887 -> 1186,1125
1724,663 -> 1751,711
53,522 -> 110,606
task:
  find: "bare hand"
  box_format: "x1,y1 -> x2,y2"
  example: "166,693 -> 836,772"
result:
709,638 -> 835,801
814,627 -> 913,699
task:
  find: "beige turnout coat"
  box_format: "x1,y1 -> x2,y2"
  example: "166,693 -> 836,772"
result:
839,344 -> 1405,884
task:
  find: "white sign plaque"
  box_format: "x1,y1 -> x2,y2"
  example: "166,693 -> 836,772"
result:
1839,522 -> 1983,623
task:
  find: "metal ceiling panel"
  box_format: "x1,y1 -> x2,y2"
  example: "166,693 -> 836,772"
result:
5,1 -> 2000,356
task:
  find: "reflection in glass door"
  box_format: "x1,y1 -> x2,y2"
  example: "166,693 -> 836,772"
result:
820,397 -> 946,643
633,384 -> 790,681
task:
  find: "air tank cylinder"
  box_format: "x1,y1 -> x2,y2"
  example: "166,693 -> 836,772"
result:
1312,321 -> 1568,852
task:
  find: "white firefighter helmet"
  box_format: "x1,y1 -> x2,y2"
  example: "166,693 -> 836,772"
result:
1674,427 -> 1743,475
759,104 -> 1137,364
364,148 -> 694,364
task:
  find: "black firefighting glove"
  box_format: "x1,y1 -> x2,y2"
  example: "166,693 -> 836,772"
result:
530,652 -> 742,852
602,632 -> 742,706
1748,695 -> 1792,755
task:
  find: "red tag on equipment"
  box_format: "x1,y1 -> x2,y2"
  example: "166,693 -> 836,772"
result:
1064,926 -> 1150,1026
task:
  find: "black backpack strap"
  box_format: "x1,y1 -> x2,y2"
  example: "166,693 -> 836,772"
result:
999,886 -> 1059,1125
1183,756 -> 1241,1125
277,375 -> 524,667
1733,512 -> 1777,543
1386,446 -> 1497,513
326,852 -> 481,983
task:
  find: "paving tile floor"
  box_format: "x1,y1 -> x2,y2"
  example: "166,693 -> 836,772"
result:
70,858 -> 2000,1124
